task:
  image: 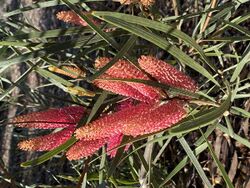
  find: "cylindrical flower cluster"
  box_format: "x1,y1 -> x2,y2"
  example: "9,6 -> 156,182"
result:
56,11 -> 99,26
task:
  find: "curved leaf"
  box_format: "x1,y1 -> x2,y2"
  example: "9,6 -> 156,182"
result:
92,15 -> 219,86
169,92 -> 231,134
92,11 -> 215,71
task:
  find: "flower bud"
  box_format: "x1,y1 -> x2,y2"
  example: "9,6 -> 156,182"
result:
18,127 -> 75,151
138,55 -> 198,92
10,106 -> 84,129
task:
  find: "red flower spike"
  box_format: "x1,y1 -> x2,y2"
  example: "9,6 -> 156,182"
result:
18,127 -> 75,151
107,134 -> 130,158
95,57 -> 161,101
75,102 -> 152,141
56,11 -> 99,27
66,138 -> 107,160
93,74 -> 150,102
122,99 -> 187,136
138,56 -> 198,92
10,106 -> 85,129
76,100 -> 186,141
115,98 -> 134,112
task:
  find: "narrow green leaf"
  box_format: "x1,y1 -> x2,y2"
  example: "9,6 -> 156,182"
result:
220,19 -> 250,37
0,41 -> 40,47
3,0 -> 103,17
201,130 -> 234,188
179,137 -> 213,188
0,31 -> 124,68
153,136 -> 173,165
231,106 -> 250,118
99,147 -> 106,185
225,116 -> 235,138
92,11 -> 215,71
5,27 -> 93,41
0,65 -> 35,101
61,0 -> 117,48
0,39 -> 90,68
88,35 -> 137,81
107,136 -> 130,178
217,124 -> 250,149
170,91 -> 231,134
93,15 -> 219,86
36,67 -> 73,87
234,93 -> 250,99
86,91 -> 108,124
160,142 -> 208,187
230,38 -> 250,82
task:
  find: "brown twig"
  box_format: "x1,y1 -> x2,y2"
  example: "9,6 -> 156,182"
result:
201,0 -> 217,33
76,158 -> 90,188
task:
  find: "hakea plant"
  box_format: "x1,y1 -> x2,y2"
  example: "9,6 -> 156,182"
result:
12,55 -> 198,160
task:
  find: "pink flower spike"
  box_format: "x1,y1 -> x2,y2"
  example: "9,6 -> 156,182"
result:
115,98 -> 134,112
107,134 -> 130,158
75,102 -> 152,141
56,11 -> 99,27
10,106 -> 85,129
93,74 -> 151,102
122,99 -> 187,137
95,57 -> 161,101
138,56 -> 198,92
18,127 -> 75,151
66,138 -> 106,160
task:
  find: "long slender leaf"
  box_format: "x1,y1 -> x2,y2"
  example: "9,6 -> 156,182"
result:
230,43 -> 250,82
86,91 -> 108,124
201,130 -> 234,188
179,137 -> 213,188
160,142 -> 208,187
170,91 -> 231,134
5,27 -> 93,41
3,0 -> 103,17
88,35 -> 137,81
92,15 -> 219,86
217,124 -> 250,149
92,11 -> 215,71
